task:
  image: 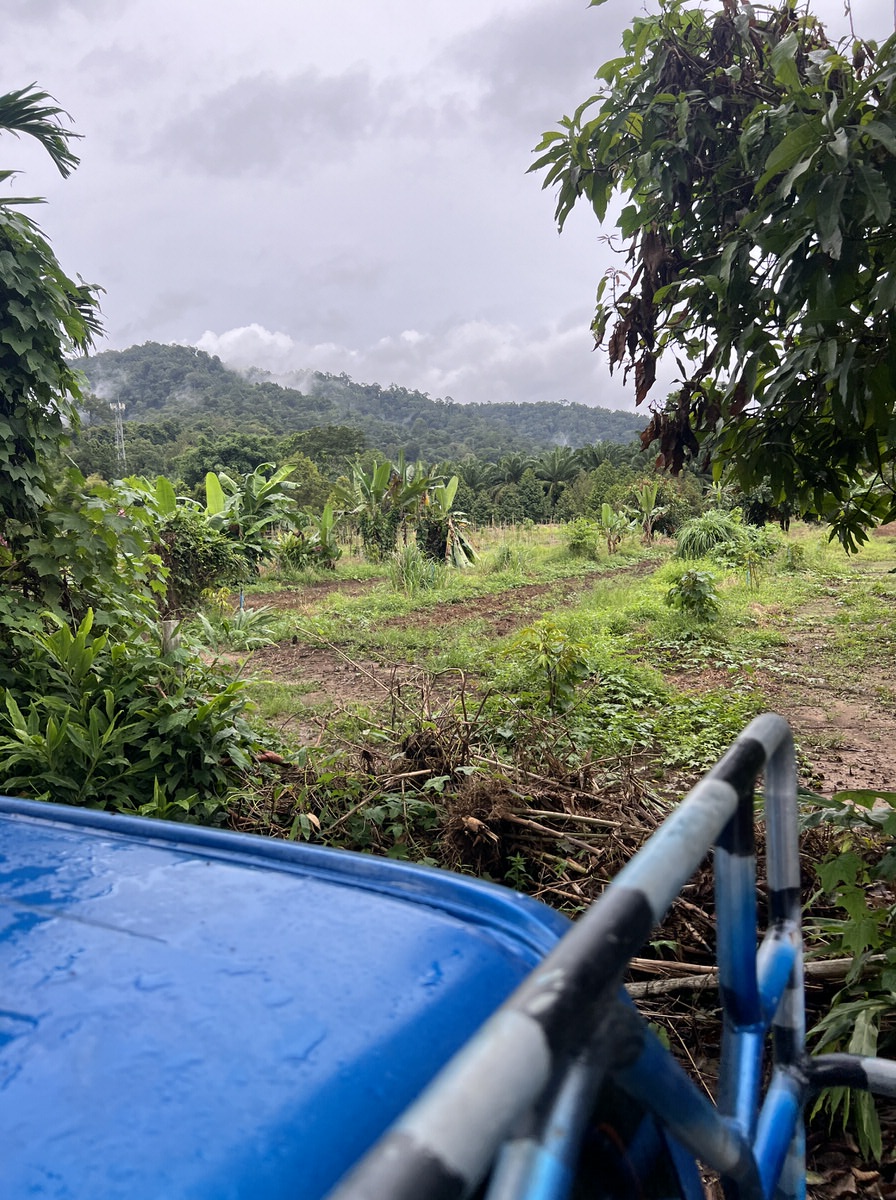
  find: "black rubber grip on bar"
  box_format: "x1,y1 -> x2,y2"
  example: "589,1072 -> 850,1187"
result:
709,734 -> 767,799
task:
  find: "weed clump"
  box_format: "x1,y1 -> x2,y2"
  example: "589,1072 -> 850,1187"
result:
675,510 -> 744,560
387,544 -> 443,595
664,569 -> 721,622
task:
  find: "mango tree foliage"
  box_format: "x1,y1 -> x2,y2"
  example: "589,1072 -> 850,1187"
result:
532,0 -> 896,548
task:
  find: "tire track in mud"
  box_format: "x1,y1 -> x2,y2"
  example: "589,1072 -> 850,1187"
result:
246,557 -> 664,716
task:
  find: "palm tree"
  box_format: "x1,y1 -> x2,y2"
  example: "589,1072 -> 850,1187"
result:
574,441 -> 611,473
535,447 -> 581,510
493,452 -> 534,491
0,85 -> 82,182
456,456 -> 498,495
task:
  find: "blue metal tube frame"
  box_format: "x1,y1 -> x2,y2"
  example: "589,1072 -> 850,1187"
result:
327,715 -> 896,1200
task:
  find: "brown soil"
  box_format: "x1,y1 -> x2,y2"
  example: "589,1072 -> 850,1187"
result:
248,561 -> 671,739
251,641 -> 439,710
380,579 -> 601,638
746,589 -> 896,797
250,560 -> 896,798
245,578 -> 376,610
248,557 -> 661,713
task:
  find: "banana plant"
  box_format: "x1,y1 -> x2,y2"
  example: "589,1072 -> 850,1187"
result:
418,475 -> 477,567
633,479 -> 667,544
595,502 -> 635,555
334,458 -> 431,560
204,463 -> 299,564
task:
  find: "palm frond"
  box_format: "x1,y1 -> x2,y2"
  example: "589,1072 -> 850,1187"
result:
0,83 -> 81,178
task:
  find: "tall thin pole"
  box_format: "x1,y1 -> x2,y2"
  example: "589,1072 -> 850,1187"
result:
111,400 -> 127,475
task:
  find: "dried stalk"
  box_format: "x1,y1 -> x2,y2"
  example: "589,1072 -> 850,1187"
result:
500,812 -> 603,857
625,956 -> 886,999
509,807 -> 624,830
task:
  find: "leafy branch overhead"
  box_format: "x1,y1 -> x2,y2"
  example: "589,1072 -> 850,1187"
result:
532,0 -> 896,548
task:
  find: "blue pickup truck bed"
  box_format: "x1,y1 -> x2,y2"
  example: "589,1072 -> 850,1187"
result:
0,796 -> 568,1199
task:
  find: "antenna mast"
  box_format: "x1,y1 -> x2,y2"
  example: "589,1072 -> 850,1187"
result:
110,401 -> 127,475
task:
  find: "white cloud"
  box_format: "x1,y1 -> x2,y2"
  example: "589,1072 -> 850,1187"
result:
195,324 -> 298,372
194,316 -> 639,411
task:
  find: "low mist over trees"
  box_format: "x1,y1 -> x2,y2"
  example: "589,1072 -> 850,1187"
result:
70,342 -> 646,481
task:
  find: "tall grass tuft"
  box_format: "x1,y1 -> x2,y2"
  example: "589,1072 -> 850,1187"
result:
485,542 -> 525,575
388,544 -> 443,595
676,510 -> 744,559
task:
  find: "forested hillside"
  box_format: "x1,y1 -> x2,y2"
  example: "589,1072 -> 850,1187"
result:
70,342 -> 646,480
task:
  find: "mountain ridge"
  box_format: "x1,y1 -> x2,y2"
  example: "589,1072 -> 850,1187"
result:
73,341 -> 647,466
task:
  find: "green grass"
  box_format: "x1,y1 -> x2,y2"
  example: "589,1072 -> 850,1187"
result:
237,520 -> 895,781
244,678 -> 321,725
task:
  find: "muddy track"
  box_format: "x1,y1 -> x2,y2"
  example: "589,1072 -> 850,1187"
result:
755,629 -> 896,798
244,579 -> 376,610
378,558 -> 661,637
246,548 -> 896,800
248,558 -> 664,715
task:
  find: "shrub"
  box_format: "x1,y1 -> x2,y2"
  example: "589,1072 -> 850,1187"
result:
709,522 -> 781,570
388,544 -> 442,594
358,509 -> 402,561
781,542 -> 806,572
565,517 -> 600,558
276,530 -> 316,574
276,505 -> 342,574
507,621 -> 592,712
664,569 -> 721,622
195,605 -> 278,653
0,611 -> 258,821
485,542 -> 524,574
416,513 -> 477,567
156,506 -> 247,616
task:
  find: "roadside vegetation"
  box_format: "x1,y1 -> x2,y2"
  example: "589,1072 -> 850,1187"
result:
224,517 -> 896,1165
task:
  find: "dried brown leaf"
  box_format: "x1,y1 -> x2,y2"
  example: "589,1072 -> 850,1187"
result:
635,353 -> 657,405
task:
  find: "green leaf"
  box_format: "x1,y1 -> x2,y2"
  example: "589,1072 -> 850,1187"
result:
204,471 -> 226,516
830,788 -> 896,808
855,163 -> 891,223
863,119 -> 896,154
816,176 -> 846,257
154,475 -> 177,516
759,122 -> 819,189
817,850 -> 863,892
770,32 -> 801,91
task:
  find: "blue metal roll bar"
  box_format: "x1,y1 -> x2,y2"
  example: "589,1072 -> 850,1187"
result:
328,713 -> 896,1200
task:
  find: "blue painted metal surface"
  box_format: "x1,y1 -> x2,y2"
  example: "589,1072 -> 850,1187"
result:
0,795 -> 568,1199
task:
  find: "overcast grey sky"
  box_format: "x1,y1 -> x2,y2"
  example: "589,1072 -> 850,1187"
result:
4,0 -> 891,410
